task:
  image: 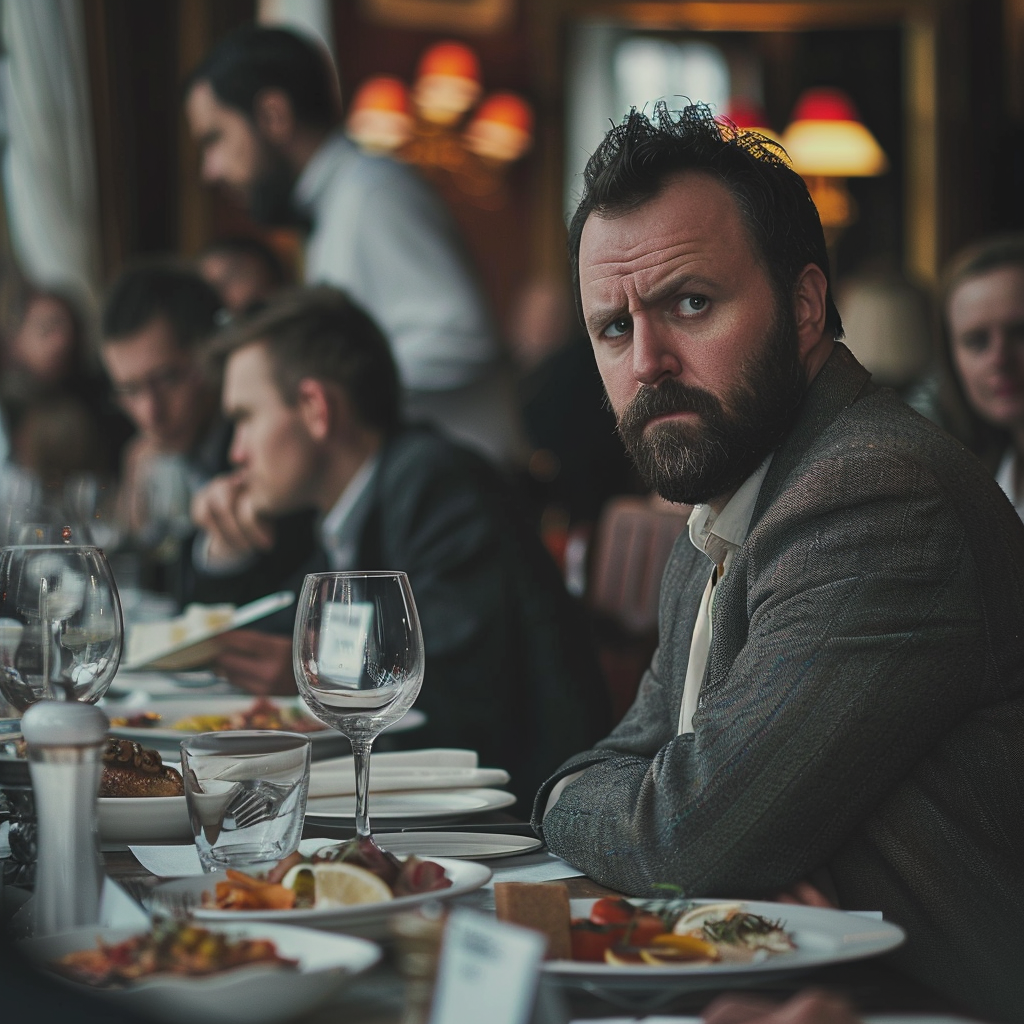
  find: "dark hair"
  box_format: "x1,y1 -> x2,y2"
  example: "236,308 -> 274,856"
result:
568,102 -> 843,340
936,232 -> 1024,463
185,25 -> 338,129
102,261 -> 223,350
200,236 -> 289,287
208,286 -> 400,435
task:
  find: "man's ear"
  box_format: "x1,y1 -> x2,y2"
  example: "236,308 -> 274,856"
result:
295,378 -> 332,441
253,88 -> 296,146
792,263 -> 829,358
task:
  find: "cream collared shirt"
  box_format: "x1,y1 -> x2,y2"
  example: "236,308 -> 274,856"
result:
319,455 -> 380,571
544,456 -> 773,818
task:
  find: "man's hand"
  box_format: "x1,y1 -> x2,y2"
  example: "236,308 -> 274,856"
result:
214,630 -> 296,695
702,990 -> 861,1024
191,472 -> 274,565
773,880 -> 836,908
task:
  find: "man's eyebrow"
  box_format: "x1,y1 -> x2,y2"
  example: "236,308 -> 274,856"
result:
584,271 -> 715,335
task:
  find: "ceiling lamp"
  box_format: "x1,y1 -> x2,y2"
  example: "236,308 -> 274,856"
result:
721,98 -> 783,147
782,87 -> 887,234
464,92 -> 533,163
413,41 -> 482,126
346,76 -> 413,153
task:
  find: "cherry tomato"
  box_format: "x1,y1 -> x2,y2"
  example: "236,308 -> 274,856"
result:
627,912 -> 667,947
570,919 -> 626,962
589,897 -> 636,926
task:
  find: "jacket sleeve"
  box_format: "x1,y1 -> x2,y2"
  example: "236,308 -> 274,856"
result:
538,451 -> 992,897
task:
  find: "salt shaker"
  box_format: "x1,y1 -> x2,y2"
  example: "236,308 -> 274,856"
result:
21,699 -> 108,936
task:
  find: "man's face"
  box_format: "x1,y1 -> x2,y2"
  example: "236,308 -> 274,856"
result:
948,265 -> 1024,435
102,317 -> 211,453
185,80 -> 295,225
223,342 -> 321,515
579,171 -> 806,506
199,251 -> 276,315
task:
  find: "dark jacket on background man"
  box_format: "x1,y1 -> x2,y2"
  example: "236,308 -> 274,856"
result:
196,425 -> 611,806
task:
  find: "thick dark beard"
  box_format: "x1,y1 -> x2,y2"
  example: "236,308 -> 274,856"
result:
248,147 -> 300,227
616,304 -> 807,505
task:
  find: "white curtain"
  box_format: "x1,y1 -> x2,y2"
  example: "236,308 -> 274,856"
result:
0,0 -> 101,309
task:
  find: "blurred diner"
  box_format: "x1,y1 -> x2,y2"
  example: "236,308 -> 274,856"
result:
197,235 -> 290,317
183,25 -> 522,464
939,234 -> 1024,520
189,286 -> 610,805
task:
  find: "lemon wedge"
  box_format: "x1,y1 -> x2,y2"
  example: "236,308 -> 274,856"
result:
672,902 -> 743,935
281,861 -> 392,907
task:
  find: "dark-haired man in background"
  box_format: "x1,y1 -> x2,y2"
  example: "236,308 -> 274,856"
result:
535,105 -> 1024,1020
198,235 -> 289,316
101,262 -> 314,599
183,26 -> 519,463
190,287 -> 608,805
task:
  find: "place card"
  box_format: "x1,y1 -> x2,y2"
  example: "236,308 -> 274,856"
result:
429,908 -> 547,1024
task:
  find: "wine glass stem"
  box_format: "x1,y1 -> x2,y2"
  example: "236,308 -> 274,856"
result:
351,736 -> 374,840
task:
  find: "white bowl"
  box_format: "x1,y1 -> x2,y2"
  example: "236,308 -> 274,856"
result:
22,921 -> 381,1024
98,795 -> 192,842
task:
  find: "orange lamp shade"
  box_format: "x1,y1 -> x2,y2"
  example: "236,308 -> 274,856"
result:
782,87 -> 887,177
347,76 -> 414,152
413,41 -> 482,125
719,98 -> 783,147
464,92 -> 533,162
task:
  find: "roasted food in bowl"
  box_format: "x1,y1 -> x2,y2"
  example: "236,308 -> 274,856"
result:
100,738 -> 184,797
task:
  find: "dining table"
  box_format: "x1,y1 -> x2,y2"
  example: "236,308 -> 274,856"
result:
97,813 -> 987,1024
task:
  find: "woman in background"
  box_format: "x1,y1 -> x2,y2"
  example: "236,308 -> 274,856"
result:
940,235 -> 1024,521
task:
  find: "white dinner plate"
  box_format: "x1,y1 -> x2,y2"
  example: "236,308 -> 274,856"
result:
150,853 -> 491,938
304,786 -> 517,823
105,696 -> 425,748
545,898 -> 905,995
98,795 -> 192,843
122,591 -> 297,671
22,920 -> 380,1024
376,831 -> 543,860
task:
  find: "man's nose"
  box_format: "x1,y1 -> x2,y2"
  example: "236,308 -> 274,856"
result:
632,318 -> 683,386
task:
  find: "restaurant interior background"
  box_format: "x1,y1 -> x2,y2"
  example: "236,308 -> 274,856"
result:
1,0 -> 1010,345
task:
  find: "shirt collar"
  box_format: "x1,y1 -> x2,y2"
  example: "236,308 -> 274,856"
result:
293,132 -> 357,217
320,453 -> 379,559
688,454 -> 774,568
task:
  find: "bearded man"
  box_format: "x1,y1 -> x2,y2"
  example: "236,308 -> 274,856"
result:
535,105 -> 1024,1022
184,26 -> 519,462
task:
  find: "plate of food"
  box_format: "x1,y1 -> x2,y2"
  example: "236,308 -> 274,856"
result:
97,738 -> 191,842
150,837 -> 491,938
106,696 -> 425,749
540,895 -> 905,994
304,786 -> 517,824
122,592 -> 296,672
21,919 -> 380,1024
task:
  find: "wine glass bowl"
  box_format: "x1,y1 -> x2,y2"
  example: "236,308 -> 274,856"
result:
0,544 -> 123,710
293,571 -> 424,839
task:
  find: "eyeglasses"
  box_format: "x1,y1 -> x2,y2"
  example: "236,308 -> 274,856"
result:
112,364 -> 197,403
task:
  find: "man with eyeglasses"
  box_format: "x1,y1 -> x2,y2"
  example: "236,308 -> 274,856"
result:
100,262 -> 227,547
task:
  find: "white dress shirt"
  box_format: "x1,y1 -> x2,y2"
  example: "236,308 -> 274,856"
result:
319,455 -> 380,570
544,455 -> 773,818
995,448 -> 1024,523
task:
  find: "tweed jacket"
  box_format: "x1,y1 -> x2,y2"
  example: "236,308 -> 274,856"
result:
535,345 -> 1024,1022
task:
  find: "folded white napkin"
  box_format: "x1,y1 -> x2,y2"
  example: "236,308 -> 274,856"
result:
308,748 -> 510,798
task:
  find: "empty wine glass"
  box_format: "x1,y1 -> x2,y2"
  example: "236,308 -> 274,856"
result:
0,544 -> 123,713
293,571 -> 424,840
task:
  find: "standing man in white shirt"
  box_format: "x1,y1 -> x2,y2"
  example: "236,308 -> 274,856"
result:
183,25 -> 519,462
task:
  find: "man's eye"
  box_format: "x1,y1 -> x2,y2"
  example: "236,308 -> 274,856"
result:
603,316 -> 631,339
677,296 -> 708,315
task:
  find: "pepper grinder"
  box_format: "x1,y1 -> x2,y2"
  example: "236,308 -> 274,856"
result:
21,699 -> 108,936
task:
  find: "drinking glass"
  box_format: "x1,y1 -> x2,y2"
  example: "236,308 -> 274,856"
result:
293,571 -> 424,840
181,730 -> 312,873
0,544 -> 123,713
